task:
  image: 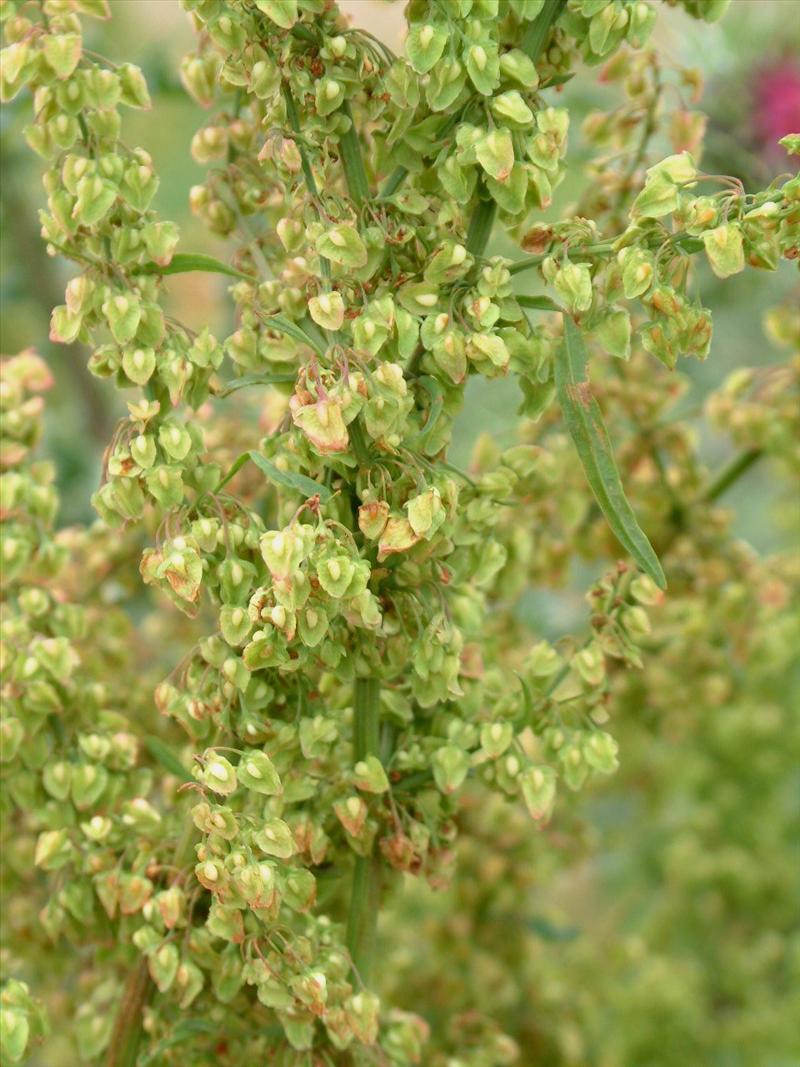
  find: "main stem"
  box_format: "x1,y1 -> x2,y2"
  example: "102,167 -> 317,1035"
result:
466,193 -> 497,257
104,816 -> 198,1067
346,677 -> 381,986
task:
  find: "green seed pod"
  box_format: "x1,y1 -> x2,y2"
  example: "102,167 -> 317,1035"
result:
197,753 -> 238,796
432,744 -> 470,795
703,223 -> 745,278
520,764 -> 556,821
552,261 -> 593,313
406,22 -> 448,74
237,750 -> 282,796
352,755 -> 390,794
254,818 -> 296,859
480,721 -> 514,759
308,290 -> 345,331
476,129 -> 514,183
34,829 -> 73,871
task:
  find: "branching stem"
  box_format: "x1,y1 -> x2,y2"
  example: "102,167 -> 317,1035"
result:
702,447 -> 763,504
104,819 -> 198,1067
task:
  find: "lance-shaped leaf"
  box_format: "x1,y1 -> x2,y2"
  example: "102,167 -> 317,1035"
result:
216,372 -> 297,397
554,317 -> 666,590
262,314 -> 325,356
136,252 -> 252,281
216,450 -> 332,503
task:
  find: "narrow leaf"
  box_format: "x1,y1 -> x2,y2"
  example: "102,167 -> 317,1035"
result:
263,314 -> 325,356
216,450 -> 332,503
555,317 -> 666,589
517,294 -> 562,312
144,737 -> 193,783
248,450 -> 332,503
136,252 -> 251,281
214,452 -> 252,494
217,372 -> 297,397
541,71 -> 576,88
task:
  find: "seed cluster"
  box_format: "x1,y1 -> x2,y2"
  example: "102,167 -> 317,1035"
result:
0,0 -> 798,1063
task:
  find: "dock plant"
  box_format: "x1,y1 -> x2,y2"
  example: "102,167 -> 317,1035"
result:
0,0 -> 797,1064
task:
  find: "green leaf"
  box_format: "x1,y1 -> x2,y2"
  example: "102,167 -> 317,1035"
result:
217,372 -> 297,397
140,1020 -> 218,1066
217,450 -> 332,503
144,737 -> 193,783
516,294 -> 562,312
555,318 -> 666,590
263,314 -> 326,356
136,252 -> 252,281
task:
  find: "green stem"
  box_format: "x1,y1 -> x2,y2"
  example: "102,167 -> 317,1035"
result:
346,677 -> 381,986
348,417 -> 371,469
282,85 -> 317,196
282,83 -> 331,283
466,193 -> 497,257
105,958 -> 153,1067
508,232 -> 701,276
702,447 -> 763,504
508,241 -> 616,275
520,0 -> 567,63
340,102 -> 370,207
104,820 -> 198,1067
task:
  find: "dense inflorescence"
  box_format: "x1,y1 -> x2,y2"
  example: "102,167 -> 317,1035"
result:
0,0 -> 798,1064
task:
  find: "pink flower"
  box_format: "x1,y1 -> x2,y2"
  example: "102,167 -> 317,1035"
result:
754,59 -> 800,157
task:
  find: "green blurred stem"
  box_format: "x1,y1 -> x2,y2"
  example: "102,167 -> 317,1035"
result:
1,142 -> 113,445
346,677 -> 382,986
104,820 -> 198,1067
282,84 -> 317,197
702,447 -> 763,504
104,959 -> 153,1067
